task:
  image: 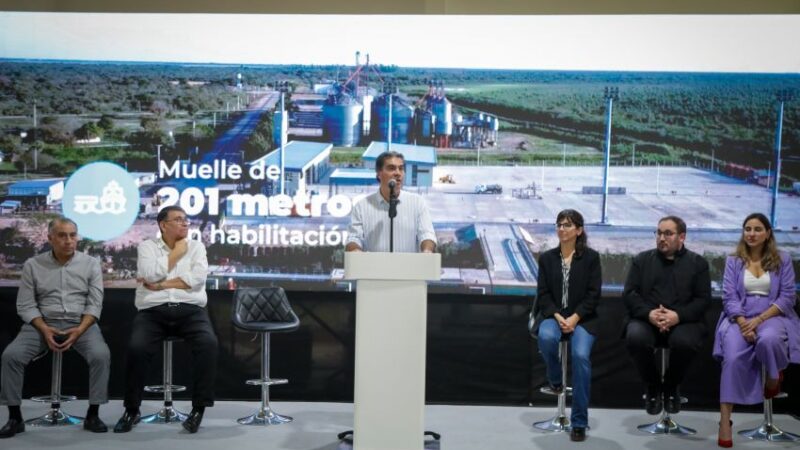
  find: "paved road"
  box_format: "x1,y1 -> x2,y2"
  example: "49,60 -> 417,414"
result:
200,92 -> 279,166
154,92 -> 279,193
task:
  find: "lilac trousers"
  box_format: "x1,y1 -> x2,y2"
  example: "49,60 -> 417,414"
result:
715,295 -> 790,405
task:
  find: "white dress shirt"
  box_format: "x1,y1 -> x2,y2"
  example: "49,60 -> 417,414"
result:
135,237 -> 208,310
346,190 -> 437,253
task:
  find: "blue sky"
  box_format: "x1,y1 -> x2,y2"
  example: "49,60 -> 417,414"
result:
1,13 -> 798,73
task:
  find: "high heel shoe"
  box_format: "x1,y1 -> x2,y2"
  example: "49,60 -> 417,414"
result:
764,370 -> 784,399
718,420 -> 733,448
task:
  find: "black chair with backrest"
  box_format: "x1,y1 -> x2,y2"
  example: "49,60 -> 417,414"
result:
232,287 -> 300,426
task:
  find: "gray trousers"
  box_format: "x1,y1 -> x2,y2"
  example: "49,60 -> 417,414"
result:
0,320 -> 110,406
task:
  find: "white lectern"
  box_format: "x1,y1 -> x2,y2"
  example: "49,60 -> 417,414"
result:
345,252 -> 441,450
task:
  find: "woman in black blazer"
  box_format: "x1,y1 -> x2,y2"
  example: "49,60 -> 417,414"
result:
532,209 -> 602,442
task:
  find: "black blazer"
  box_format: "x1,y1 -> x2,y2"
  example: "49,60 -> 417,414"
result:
622,247 -> 711,324
532,246 -> 602,336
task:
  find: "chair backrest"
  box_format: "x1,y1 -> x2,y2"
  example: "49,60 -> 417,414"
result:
232,287 -> 300,333
528,295 -> 539,339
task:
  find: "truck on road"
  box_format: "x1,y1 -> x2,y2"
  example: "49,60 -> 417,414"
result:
475,183 -> 503,194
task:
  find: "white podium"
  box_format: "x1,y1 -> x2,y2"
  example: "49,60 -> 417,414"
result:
345,252 -> 441,450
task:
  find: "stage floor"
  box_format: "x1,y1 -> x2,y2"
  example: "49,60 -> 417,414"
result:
1,400 -> 798,449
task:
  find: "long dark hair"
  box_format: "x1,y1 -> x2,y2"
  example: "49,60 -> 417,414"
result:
556,209 -> 587,256
735,212 -> 780,272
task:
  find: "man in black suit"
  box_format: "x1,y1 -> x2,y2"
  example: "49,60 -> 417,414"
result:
623,216 -> 711,415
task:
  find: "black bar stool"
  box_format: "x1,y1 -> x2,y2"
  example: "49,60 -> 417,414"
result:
232,287 -> 300,426
141,337 -> 188,424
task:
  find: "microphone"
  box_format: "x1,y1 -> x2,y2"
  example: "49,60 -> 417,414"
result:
388,180 -> 397,219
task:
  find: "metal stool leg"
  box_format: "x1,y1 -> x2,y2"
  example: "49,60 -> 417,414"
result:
238,333 -> 292,425
27,351 -> 83,427
142,340 -> 188,424
637,348 -> 695,435
534,340 -> 572,432
738,366 -> 800,442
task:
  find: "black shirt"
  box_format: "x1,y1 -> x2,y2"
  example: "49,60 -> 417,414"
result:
622,246 -> 711,323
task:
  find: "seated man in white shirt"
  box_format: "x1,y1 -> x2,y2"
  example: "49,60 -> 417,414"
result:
345,150 -> 436,253
113,206 -> 218,434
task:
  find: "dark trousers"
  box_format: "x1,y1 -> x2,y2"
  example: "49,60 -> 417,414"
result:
625,319 -> 705,389
123,303 -> 219,409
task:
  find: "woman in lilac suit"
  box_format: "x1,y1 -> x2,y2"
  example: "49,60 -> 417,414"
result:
713,213 -> 799,447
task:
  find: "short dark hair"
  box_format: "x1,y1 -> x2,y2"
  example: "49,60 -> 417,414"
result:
375,151 -> 405,172
157,205 -> 186,224
48,217 -> 78,235
659,215 -> 686,234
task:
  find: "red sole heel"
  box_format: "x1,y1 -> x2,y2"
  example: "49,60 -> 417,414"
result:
718,420 -> 733,447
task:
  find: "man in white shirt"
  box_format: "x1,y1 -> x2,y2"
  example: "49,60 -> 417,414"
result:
346,151 -> 436,253
113,206 -> 218,434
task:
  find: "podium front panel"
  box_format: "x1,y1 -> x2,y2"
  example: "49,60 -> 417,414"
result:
353,279 -> 427,450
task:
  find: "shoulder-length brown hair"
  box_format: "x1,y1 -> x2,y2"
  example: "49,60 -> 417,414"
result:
734,213 -> 781,272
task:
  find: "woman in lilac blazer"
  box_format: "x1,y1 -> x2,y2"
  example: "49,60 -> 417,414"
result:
713,213 -> 799,447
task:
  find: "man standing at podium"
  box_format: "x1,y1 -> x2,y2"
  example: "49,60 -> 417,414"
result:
346,151 -> 436,253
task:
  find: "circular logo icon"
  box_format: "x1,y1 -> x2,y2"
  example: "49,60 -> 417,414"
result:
63,162 -> 140,241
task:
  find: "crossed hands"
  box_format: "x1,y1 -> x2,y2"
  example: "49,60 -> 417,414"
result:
137,277 -> 165,291
554,313 -> 579,334
40,325 -> 82,352
648,305 -> 680,333
736,316 -> 763,343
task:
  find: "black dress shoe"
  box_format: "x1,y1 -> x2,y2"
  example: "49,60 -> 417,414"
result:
0,418 -> 25,438
665,387 -> 681,414
548,383 -> 564,394
113,411 -> 140,433
83,415 -> 108,433
570,427 -> 586,442
182,410 -> 203,434
645,386 -> 663,415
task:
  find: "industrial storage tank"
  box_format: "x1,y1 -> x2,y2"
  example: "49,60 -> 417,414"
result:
429,97 -> 453,136
414,109 -> 435,144
322,88 -> 364,147
371,94 -> 415,144
272,110 -> 288,148
360,94 -> 373,137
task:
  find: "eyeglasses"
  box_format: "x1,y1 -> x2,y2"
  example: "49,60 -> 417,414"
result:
654,230 -> 676,238
166,217 -> 191,225
555,223 -> 575,230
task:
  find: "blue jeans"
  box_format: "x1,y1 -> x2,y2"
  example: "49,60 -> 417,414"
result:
537,318 -> 595,428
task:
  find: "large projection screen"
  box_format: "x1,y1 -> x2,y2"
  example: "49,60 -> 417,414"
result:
0,13 -> 798,295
